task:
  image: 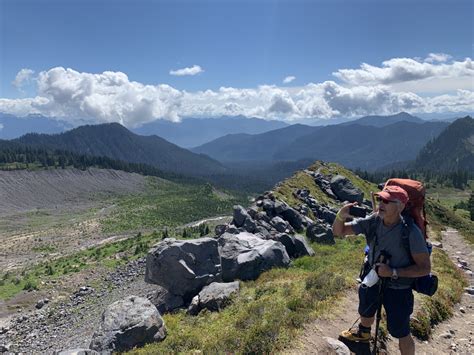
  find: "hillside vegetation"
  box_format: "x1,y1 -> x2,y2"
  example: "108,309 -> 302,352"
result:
415,116 -> 474,172
125,161 -> 466,353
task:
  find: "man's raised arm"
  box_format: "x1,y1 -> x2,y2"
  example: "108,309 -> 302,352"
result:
332,202 -> 358,237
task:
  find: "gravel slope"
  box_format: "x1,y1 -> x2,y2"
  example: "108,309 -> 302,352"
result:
0,168 -> 147,216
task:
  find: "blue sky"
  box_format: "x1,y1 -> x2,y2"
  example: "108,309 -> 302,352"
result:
0,0 -> 472,125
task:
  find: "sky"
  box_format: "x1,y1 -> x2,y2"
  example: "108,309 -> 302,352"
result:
0,0 -> 473,127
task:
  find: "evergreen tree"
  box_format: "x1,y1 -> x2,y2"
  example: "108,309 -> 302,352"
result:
468,191 -> 474,221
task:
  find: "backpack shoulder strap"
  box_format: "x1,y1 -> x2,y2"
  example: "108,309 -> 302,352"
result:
401,216 -> 415,264
367,215 -> 380,266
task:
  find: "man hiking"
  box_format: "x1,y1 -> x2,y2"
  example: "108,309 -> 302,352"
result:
332,185 -> 431,355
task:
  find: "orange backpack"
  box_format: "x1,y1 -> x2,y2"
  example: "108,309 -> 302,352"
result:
384,178 -> 428,239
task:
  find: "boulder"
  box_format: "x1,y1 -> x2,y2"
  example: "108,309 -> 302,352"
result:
226,225 -> 240,234
55,349 -> 100,355
218,232 -> 290,281
187,281 -> 240,315
330,175 -> 364,203
262,199 -> 276,215
255,226 -> 271,239
313,205 -> 337,224
55,350 -> 100,355
90,296 -> 166,352
255,211 -> 270,223
314,173 -> 338,199
270,216 -> 288,233
279,206 -> 304,231
271,233 -> 315,258
306,222 -> 335,244
274,200 -> 288,214
145,238 -> 221,300
257,219 -> 273,232
215,224 -> 227,236
147,286 -> 184,314
243,217 -> 257,233
322,337 -> 351,355
232,205 -> 250,227
247,207 -> 259,219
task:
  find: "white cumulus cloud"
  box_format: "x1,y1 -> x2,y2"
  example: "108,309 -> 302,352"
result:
425,53 -> 452,63
12,68 -> 35,89
333,57 -> 473,89
169,65 -> 204,76
283,76 -> 296,84
0,55 -> 472,126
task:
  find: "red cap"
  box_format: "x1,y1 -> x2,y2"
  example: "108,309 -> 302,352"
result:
375,185 -> 409,204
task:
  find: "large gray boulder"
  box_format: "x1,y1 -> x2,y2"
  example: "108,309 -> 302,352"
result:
279,206 -> 304,231
306,222 -> 335,244
330,175 -> 364,203
270,216 -> 289,233
90,296 -> 166,352
147,286 -> 184,314
218,232 -> 290,281
187,281 -> 240,315
145,238 -> 221,300
232,205 -> 250,227
271,233 -> 315,258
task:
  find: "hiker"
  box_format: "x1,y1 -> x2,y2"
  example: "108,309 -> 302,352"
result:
332,185 -> 431,355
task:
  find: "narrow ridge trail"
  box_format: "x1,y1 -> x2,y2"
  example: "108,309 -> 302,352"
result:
287,228 -> 473,354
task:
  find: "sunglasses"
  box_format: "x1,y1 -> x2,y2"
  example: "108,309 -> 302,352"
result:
376,196 -> 397,204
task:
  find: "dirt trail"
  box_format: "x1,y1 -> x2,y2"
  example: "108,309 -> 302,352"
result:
287,228 -> 473,354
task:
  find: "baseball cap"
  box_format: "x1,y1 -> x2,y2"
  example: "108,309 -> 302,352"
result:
375,185 -> 409,204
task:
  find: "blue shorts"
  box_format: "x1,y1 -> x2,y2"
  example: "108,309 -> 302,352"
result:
358,284 -> 414,338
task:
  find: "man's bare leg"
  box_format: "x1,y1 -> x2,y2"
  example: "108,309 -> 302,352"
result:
360,316 -> 375,328
399,335 -> 415,355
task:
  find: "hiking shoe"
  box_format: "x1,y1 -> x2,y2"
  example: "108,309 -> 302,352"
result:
339,328 -> 371,343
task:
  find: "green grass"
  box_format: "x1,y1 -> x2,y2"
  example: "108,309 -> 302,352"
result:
273,161 -> 379,210
0,231 -> 164,300
101,178 -> 248,233
125,162 -> 471,353
426,197 -> 474,244
410,248 -> 468,339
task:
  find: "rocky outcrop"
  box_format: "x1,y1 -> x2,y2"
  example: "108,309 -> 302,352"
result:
330,175 -> 364,204
270,233 -> 315,258
187,281 -> 240,315
90,296 -> 166,352
145,238 -> 221,300
147,286 -> 184,314
306,222 -> 335,244
218,232 -> 290,281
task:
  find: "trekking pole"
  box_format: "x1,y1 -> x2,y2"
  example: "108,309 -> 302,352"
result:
372,278 -> 385,355
372,253 -> 388,355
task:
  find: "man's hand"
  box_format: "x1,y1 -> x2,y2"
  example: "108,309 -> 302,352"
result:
332,202 -> 358,237
338,202 -> 359,219
375,263 -> 392,278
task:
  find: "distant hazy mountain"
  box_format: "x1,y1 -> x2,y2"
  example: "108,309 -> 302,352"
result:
14,123 -> 227,177
132,116 -> 289,147
192,124 -> 320,161
0,114 -> 72,139
415,116 -> 474,172
194,118 -> 449,171
340,112 -> 424,127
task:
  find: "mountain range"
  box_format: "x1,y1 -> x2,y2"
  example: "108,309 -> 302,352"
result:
193,113 -> 450,170
14,123 -> 227,178
2,112 -> 471,193
131,116 -> 288,147
415,116 -> 474,172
